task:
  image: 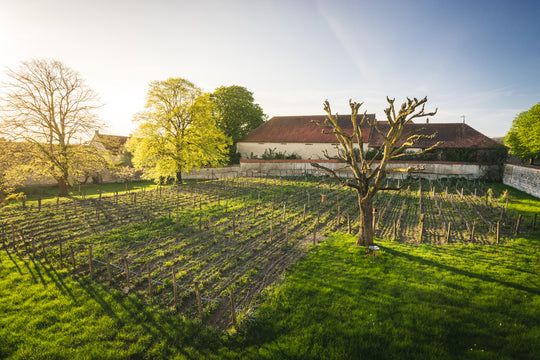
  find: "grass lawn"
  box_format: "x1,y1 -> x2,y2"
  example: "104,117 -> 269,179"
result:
0,253 -> 225,359
233,232 -> 539,359
1,182 -> 539,359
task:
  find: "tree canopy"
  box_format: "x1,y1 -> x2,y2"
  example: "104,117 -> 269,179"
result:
312,97 -> 439,246
0,59 -> 104,196
210,85 -> 266,163
505,103 -> 540,165
127,78 -> 230,183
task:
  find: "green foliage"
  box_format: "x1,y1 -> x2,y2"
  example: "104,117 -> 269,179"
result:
127,78 -> 231,183
505,103 -> 540,164
260,148 -> 301,160
365,145 -> 508,166
210,85 -> 266,164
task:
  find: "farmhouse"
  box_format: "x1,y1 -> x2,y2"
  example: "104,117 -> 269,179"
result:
237,115 -> 501,160
90,130 -> 131,165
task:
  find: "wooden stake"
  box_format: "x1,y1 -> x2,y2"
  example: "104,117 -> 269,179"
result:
515,214 -> 522,236
348,214 -> 351,234
59,237 -> 63,268
445,222 -> 451,244
470,221 -> 476,243
123,256 -> 130,286
194,281 -> 203,320
229,286 -> 237,329
496,220 -> 500,245
147,263 -> 152,300
418,214 -> 425,243
172,268 -> 178,309
312,220 -> 317,245
531,213 -> 537,232
69,244 -> 75,269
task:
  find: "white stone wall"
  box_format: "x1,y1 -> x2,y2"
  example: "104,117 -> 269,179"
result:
503,164 -> 540,198
236,142 -> 365,160
240,160 -> 494,180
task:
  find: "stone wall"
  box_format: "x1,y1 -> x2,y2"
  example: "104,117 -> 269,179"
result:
183,165 -> 241,180
239,159 -> 495,180
503,164 -> 540,198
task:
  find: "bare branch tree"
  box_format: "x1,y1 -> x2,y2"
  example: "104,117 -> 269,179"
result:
0,59 -> 103,196
311,97 -> 439,246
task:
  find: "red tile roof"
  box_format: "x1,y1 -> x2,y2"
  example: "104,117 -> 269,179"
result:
367,123 -> 501,149
241,114 -> 376,143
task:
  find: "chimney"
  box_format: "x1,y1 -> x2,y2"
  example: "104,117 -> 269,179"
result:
426,118 -> 429,124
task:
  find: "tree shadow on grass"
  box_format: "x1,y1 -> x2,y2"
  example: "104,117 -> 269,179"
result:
379,245 -> 540,295
2,248 -> 23,275
72,275 -> 222,359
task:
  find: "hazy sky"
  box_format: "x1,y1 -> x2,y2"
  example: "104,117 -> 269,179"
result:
1,0 -> 539,137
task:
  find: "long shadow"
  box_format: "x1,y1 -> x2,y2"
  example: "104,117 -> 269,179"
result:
380,245 -> 540,295
39,260 -> 78,303
73,276 -> 120,321
3,249 -> 23,275
74,277 -> 207,359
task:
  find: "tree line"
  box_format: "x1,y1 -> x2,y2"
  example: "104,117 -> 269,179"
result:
0,59 -> 266,199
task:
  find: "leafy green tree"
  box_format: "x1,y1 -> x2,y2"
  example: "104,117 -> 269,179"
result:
127,78 -> 230,183
505,103 -> 540,164
0,59 -> 103,196
210,85 -> 266,163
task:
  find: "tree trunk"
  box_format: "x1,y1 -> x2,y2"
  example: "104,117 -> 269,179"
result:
176,170 -> 183,184
57,177 -> 69,197
356,194 -> 374,246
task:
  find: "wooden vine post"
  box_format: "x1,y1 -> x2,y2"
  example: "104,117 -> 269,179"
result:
69,244 -> 76,269
147,263 -> 152,300
515,214 -> 522,236
172,268 -> 178,309
123,256 -> 130,286
88,245 -> 93,279
532,213 -> 537,232
496,220 -> 501,245
445,222 -> 451,244
229,286 -> 237,329
194,281 -> 203,320
418,214 -> 425,243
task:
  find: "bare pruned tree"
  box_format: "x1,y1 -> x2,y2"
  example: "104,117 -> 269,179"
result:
0,59 -> 103,196
311,97 -> 440,246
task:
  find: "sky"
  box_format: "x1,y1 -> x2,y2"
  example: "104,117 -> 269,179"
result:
1,0 -> 539,138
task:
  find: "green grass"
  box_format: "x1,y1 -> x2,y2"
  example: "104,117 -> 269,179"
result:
0,252 -> 225,359
1,181 -> 539,359
233,232 -> 539,359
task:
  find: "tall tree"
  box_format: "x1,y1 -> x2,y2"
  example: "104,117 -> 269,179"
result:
127,78 -> 230,183
311,97 -> 439,246
210,85 -> 266,163
0,59 -> 103,196
505,103 -> 540,165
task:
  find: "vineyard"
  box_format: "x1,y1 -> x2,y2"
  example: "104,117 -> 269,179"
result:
0,176 -> 535,328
